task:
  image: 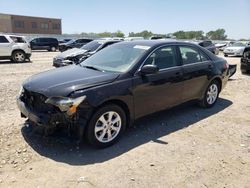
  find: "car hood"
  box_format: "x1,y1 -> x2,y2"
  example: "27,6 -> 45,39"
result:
224,46 -> 245,51
55,48 -> 88,59
23,65 -> 120,97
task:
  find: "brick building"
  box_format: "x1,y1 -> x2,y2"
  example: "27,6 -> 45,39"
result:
0,13 -> 62,35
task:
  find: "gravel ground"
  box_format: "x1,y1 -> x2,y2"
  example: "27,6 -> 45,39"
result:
0,51 -> 249,188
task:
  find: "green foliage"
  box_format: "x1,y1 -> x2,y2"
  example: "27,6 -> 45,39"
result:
77,29 -> 228,40
206,29 -> 227,40
129,30 -> 153,38
173,30 -> 204,39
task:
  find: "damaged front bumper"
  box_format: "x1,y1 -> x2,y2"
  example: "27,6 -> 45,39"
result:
16,97 -> 69,126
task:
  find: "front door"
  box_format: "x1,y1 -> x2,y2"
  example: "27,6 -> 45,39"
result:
133,45 -> 183,118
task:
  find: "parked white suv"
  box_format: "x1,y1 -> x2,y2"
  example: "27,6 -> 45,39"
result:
0,34 -> 31,63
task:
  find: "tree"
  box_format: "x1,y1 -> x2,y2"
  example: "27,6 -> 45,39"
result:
115,30 -> 125,38
206,29 -> 227,40
128,30 -> 153,38
173,30 -> 204,39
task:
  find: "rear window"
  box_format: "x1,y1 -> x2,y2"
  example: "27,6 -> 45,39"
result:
10,36 -> 26,43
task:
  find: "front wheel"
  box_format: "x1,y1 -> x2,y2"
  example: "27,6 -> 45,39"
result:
12,51 -> 25,63
224,54 -> 228,57
199,80 -> 220,108
86,104 -> 126,148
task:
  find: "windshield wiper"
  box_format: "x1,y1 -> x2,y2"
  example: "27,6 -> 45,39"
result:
81,65 -> 103,71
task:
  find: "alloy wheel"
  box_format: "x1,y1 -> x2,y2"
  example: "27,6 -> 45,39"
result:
206,84 -> 218,105
94,111 -> 122,143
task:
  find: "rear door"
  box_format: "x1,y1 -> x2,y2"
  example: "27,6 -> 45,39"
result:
0,36 -> 12,56
133,45 -> 184,118
178,45 -> 213,101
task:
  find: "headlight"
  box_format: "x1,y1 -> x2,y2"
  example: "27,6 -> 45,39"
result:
18,86 -> 24,96
45,96 -> 86,115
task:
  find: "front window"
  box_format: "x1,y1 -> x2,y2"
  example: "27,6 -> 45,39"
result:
80,43 -> 150,73
81,41 -> 102,52
144,46 -> 178,69
0,36 -> 9,43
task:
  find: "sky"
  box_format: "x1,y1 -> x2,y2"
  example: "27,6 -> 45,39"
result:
0,0 -> 249,39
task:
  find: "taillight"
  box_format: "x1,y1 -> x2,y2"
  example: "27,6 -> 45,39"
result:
224,62 -> 229,69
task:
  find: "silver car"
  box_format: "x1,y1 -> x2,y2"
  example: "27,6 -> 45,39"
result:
223,42 -> 249,57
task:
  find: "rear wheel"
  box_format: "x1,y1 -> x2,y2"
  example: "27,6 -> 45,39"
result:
12,51 -> 25,63
86,104 -> 126,148
199,80 -> 220,108
50,46 -> 56,52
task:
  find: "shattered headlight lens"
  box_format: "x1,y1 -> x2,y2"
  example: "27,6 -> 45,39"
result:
18,86 -> 24,96
45,96 -> 86,115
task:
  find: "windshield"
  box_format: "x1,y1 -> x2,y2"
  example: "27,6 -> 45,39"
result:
80,43 -> 150,73
81,41 -> 102,52
65,39 -> 75,44
232,42 -> 246,47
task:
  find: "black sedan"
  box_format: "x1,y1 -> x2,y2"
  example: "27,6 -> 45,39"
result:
241,46 -> 250,74
58,38 -> 93,52
17,41 -> 230,148
53,40 -> 120,67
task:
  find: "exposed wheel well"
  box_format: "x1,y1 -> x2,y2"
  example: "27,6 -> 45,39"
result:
212,77 -> 222,93
99,100 -> 131,127
12,49 -> 25,56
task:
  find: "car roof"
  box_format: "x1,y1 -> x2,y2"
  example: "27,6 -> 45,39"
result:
94,39 -> 120,44
118,40 -> 200,48
1,34 -> 25,38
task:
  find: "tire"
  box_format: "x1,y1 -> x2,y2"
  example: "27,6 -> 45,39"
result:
224,54 -> 228,57
50,46 -> 56,52
86,104 -> 126,148
12,51 -> 25,63
199,80 -> 220,108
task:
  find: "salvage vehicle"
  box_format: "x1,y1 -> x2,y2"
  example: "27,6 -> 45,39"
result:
215,41 -> 235,51
53,40 -> 120,67
58,39 -> 72,44
241,46 -> 250,74
197,40 -> 219,55
30,37 -> 59,52
223,42 -> 248,57
17,41 -> 230,147
0,34 -> 31,63
58,38 -> 93,52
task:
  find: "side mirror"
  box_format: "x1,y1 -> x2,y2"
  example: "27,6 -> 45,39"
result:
140,64 -> 159,75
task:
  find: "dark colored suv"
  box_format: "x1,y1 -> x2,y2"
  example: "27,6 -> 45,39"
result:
58,38 -> 93,52
17,41 -> 230,148
241,46 -> 250,74
30,37 -> 59,51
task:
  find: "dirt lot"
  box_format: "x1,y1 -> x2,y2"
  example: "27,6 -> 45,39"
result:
0,51 -> 249,188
